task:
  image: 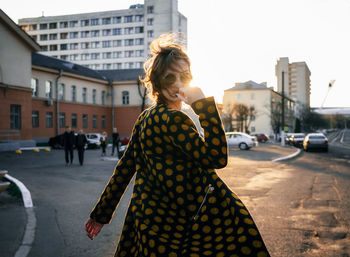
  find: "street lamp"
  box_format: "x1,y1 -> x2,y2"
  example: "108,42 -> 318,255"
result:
321,80 -> 335,109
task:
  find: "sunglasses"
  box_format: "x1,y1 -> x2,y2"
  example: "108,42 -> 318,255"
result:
160,71 -> 192,88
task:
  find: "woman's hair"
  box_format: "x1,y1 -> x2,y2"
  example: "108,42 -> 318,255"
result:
140,33 -> 192,104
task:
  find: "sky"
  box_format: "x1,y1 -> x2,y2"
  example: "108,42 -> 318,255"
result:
2,0 -> 350,107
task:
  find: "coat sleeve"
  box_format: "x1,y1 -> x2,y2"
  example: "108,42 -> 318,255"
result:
167,96 -> 228,169
89,120 -> 140,224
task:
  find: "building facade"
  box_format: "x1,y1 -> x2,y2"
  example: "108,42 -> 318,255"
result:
222,81 -> 295,136
18,0 -> 187,70
275,57 -> 311,117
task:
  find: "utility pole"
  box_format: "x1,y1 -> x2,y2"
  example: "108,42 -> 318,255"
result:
281,71 -> 285,146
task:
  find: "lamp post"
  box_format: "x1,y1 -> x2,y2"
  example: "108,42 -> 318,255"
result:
281,71 -> 285,146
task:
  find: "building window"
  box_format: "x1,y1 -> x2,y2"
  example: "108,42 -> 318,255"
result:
81,31 -> 90,38
101,91 -> 105,105
45,81 -> 53,98
61,55 -> 68,60
40,45 -> 48,51
50,45 -> 58,51
40,23 -> 48,30
71,114 -> 77,128
135,62 -> 143,68
60,21 -> 68,28
101,115 -> 106,129
91,41 -> 100,48
91,53 -> 100,59
135,50 -> 144,57
103,63 -> 112,70
147,6 -> 154,14
49,33 -> 57,40
71,85 -> 76,102
112,16 -> 121,24
70,32 -> 79,39
40,34 -> 48,41
147,18 -> 154,26
82,88 -> 87,103
102,17 -> 111,25
59,113 -> 65,128
91,30 -> 100,37
135,26 -> 144,33
69,54 -> 79,61
31,35 -> 37,41
32,111 -> 39,127
60,44 -> 67,50
125,50 -> 134,58
125,62 -> 134,69
113,51 -> 122,58
31,78 -> 39,97
114,63 -> 122,69
81,53 -> 89,60
102,29 -> 111,36
113,40 -> 122,47
135,15 -> 144,22
147,30 -> 154,38
124,15 -> 133,23
135,38 -> 144,45
122,91 -> 129,105
46,112 -> 53,128
81,42 -> 89,49
90,18 -> 99,26
49,22 -> 57,29
82,114 -> 88,128
125,39 -> 134,46
124,27 -> 133,35
102,41 -> 111,48
81,20 -> 89,27
103,52 -> 112,59
10,105 -> 21,130
58,83 -> 65,100
70,43 -> 79,50
112,28 -> 122,35
69,20 -> 78,27
92,115 -> 97,128
92,89 -> 97,104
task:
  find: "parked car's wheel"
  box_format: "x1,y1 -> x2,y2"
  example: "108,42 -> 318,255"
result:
239,143 -> 248,150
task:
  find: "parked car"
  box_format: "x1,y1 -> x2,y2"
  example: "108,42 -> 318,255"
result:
86,133 -> 102,149
251,133 -> 269,143
48,134 -> 63,149
226,132 -> 257,150
285,133 -> 294,145
289,133 -> 306,147
303,133 -> 328,152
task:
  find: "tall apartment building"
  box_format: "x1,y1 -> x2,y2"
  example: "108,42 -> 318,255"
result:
275,57 -> 311,114
18,0 -> 187,70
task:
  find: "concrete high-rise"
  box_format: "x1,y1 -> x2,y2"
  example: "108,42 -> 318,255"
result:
18,0 -> 187,70
275,57 -> 311,115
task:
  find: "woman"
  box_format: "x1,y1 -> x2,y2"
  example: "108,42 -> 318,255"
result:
100,131 -> 108,156
86,34 -> 270,257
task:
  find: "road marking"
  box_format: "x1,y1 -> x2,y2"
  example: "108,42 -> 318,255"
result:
272,148 -> 301,162
4,174 -> 36,257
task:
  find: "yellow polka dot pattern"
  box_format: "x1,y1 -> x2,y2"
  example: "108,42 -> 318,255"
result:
90,97 -> 270,256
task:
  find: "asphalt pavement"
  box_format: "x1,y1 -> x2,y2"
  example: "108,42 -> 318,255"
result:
0,142 -> 300,257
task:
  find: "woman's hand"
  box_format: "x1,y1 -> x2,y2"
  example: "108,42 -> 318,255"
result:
85,218 -> 104,240
177,86 -> 205,105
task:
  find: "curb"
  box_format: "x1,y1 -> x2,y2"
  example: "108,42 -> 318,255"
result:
272,147 -> 301,162
4,174 -> 35,257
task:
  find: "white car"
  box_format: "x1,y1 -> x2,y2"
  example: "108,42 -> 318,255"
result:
226,132 -> 257,150
86,133 -> 102,149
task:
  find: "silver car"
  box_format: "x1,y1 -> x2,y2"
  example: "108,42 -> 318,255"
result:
303,133 -> 328,152
226,132 -> 257,150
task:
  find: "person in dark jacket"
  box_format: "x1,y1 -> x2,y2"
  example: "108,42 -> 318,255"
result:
85,34 -> 270,257
111,127 -> 120,158
75,129 -> 88,165
62,126 -> 75,166
99,131 -> 108,156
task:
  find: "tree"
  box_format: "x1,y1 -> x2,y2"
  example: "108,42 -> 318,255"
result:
137,79 -> 147,112
299,107 -> 327,132
232,103 -> 257,134
222,104 -> 235,132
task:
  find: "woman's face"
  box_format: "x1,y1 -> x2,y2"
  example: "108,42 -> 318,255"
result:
160,59 -> 191,108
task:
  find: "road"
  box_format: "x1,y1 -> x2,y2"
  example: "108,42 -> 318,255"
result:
0,141 -> 349,257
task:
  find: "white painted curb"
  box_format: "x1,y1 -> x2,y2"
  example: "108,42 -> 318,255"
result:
4,174 -> 35,257
272,148 -> 301,162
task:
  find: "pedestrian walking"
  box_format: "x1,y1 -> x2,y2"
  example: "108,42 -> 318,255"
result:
100,131 -> 108,156
76,129 -> 88,165
61,126 -> 75,166
111,127 -> 120,158
85,34 -> 270,257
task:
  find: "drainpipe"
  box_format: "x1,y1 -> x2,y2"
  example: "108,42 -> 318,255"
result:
55,69 -> 63,136
109,79 -> 114,131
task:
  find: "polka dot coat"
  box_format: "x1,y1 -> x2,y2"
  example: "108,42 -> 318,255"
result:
90,97 -> 270,257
